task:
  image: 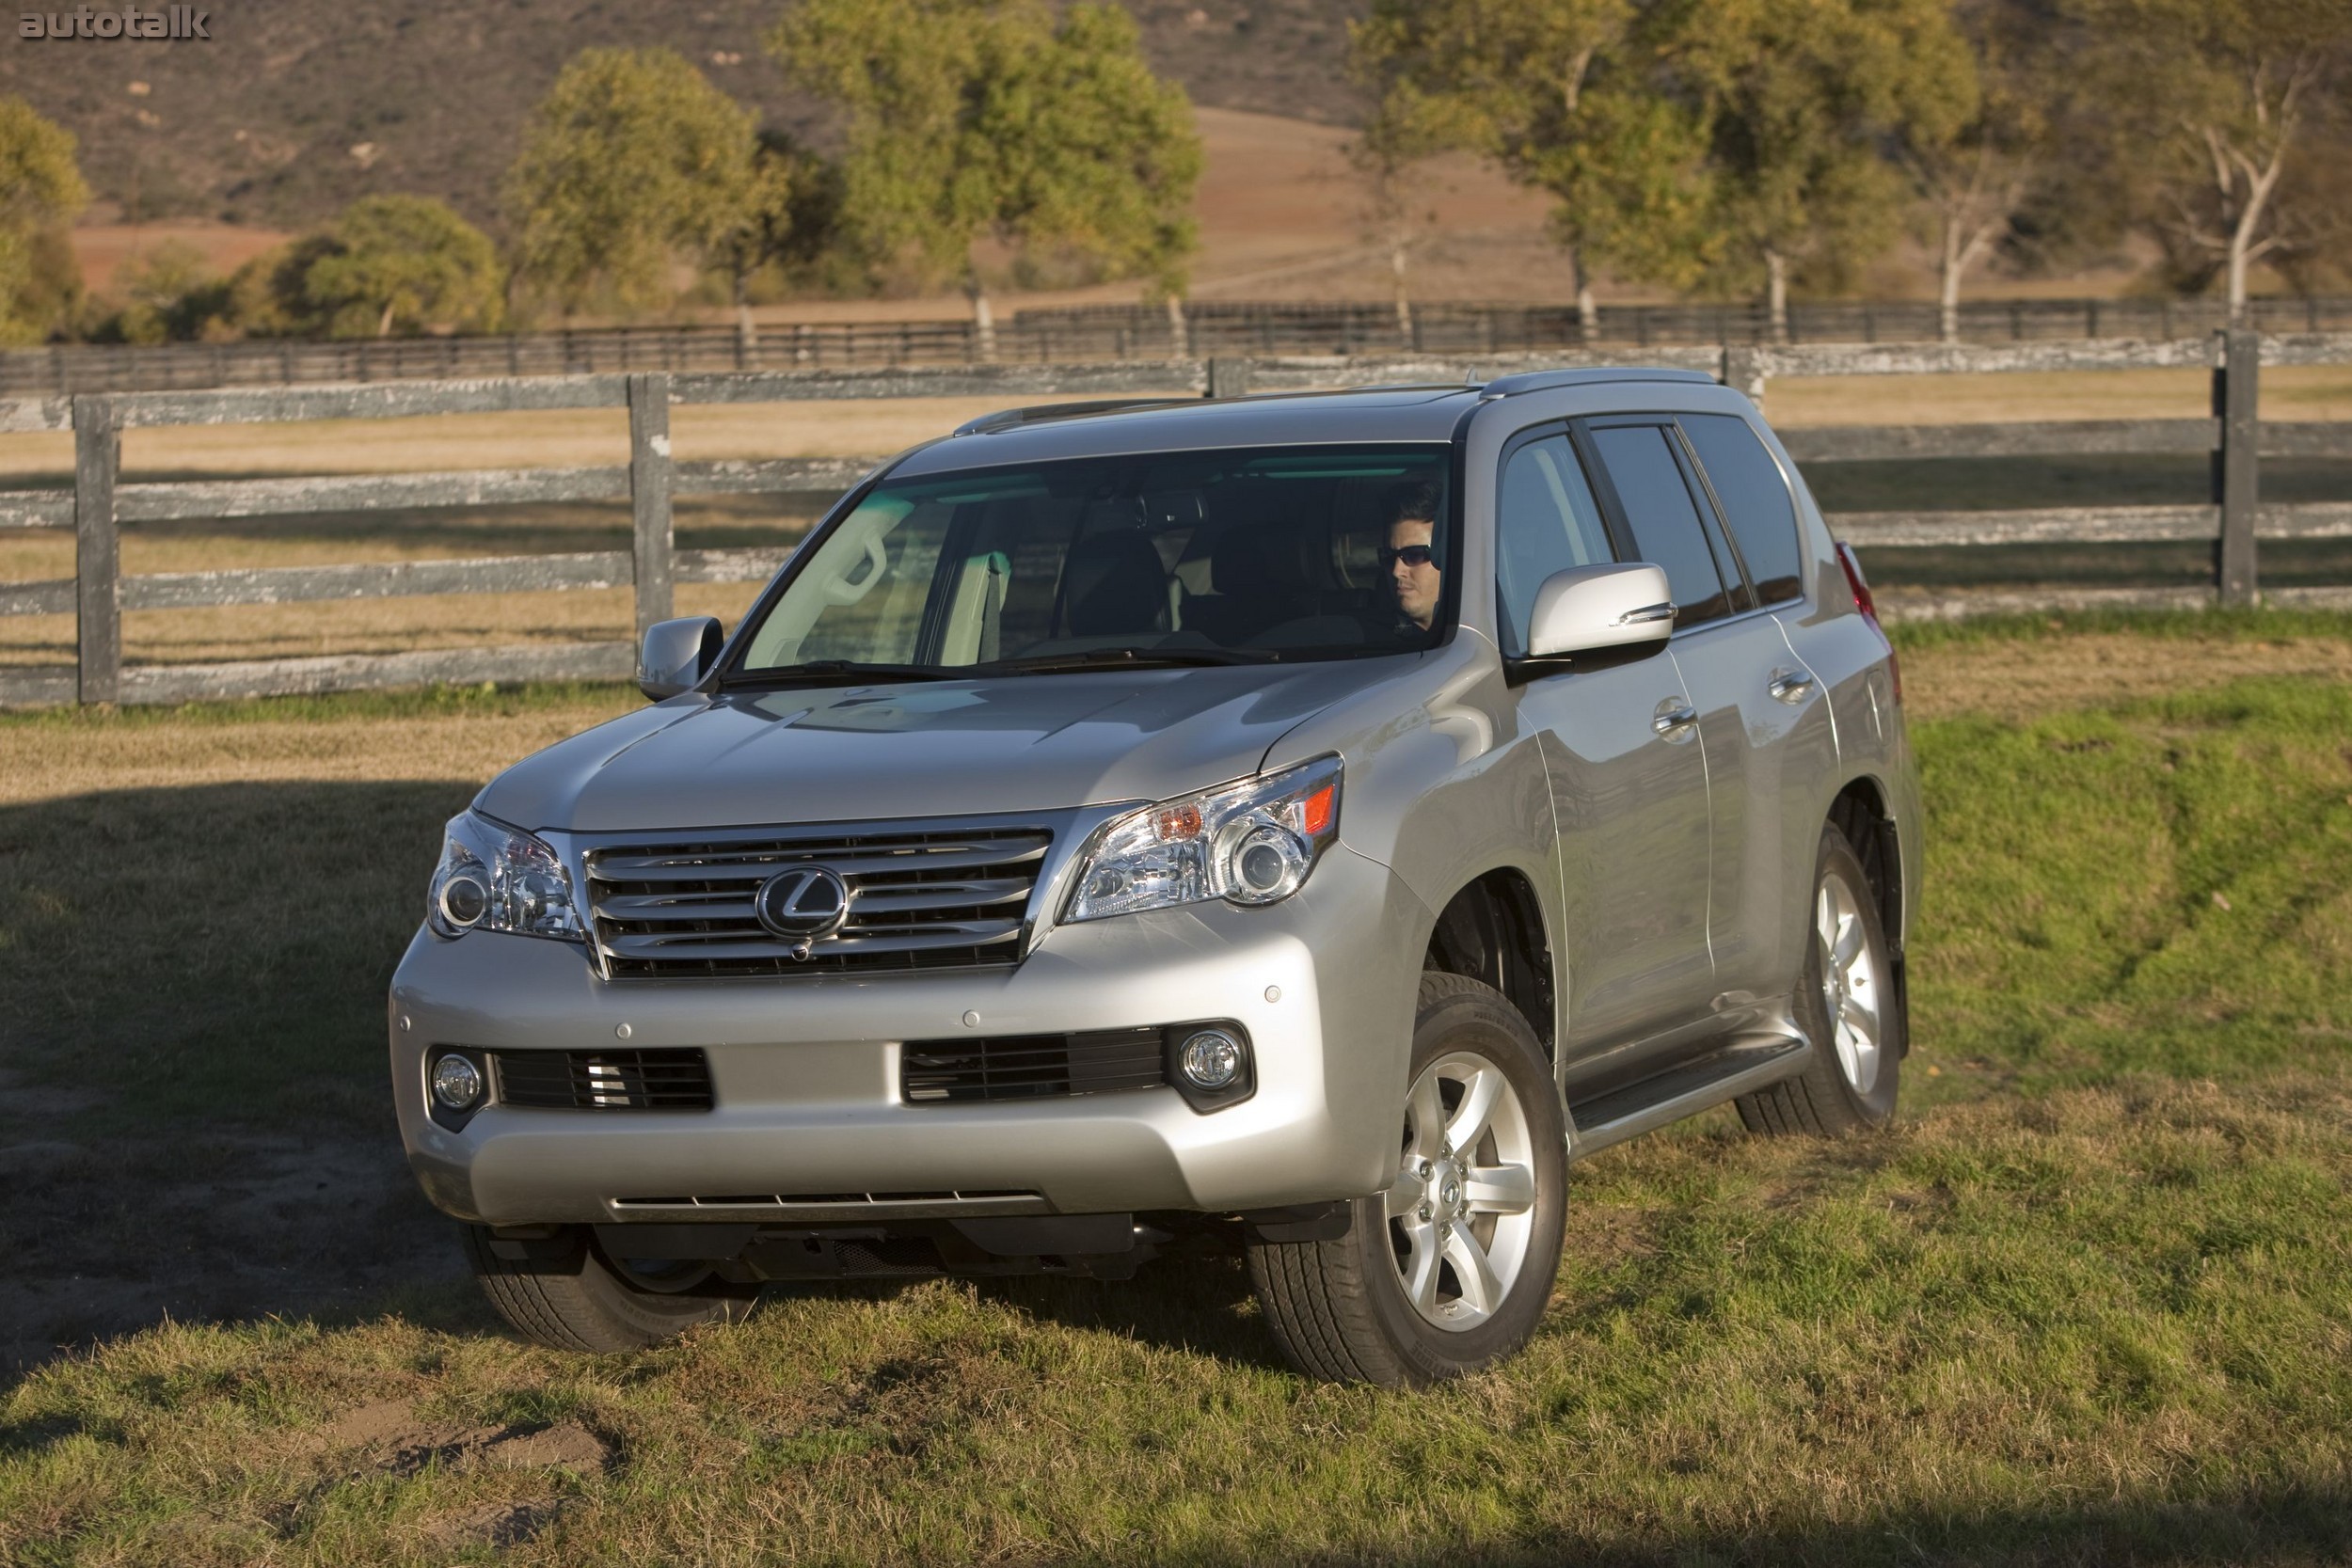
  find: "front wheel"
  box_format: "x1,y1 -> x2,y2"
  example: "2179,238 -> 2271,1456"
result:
1248,972 -> 1567,1386
462,1224 -> 758,1353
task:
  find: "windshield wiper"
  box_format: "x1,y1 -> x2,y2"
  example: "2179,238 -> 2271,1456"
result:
721,660 -> 976,688
978,647 -> 1279,673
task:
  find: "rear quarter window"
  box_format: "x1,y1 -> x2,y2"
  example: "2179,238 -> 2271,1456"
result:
1681,414 -> 1805,607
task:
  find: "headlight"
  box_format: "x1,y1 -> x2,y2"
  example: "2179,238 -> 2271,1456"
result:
426,811 -> 585,942
1066,757 -> 1342,923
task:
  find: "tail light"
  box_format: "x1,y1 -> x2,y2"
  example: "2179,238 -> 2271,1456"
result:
1835,541 -> 1900,704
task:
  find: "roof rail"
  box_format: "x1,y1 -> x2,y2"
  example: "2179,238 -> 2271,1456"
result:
1479,367 -> 1719,399
951,398 -> 1188,436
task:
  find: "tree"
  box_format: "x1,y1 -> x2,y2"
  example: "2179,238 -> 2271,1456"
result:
103,239 -> 230,343
1683,0 -> 1973,341
1349,119 -> 1440,342
1895,0 -> 2053,341
0,96 -> 88,344
2064,0 -> 2350,318
302,196 -> 503,338
1350,0 -> 1716,341
710,134 -> 802,351
507,48 -> 763,318
771,0 -> 1200,359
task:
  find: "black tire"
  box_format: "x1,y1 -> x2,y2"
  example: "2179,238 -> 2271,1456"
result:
1736,820 -> 1904,1137
1248,971 -> 1567,1386
462,1224 -> 758,1353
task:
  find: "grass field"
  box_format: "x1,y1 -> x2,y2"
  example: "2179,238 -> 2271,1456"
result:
1,613 -> 2349,1563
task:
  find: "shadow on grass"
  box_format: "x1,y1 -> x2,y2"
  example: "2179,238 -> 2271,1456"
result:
0,781 -> 484,1374
0,780 -> 1290,1382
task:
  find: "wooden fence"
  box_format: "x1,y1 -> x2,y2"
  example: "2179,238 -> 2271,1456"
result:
0,333 -> 2346,707
8,293 -> 2352,398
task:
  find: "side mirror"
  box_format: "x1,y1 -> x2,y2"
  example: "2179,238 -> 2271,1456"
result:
638,615 -> 723,701
1525,563 -> 1675,659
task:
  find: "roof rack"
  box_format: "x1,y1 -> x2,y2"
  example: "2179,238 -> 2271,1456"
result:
1479,367 -> 1719,398
951,398 -> 1189,436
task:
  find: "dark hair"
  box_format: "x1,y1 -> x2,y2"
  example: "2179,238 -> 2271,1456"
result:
1388,480 -> 1441,529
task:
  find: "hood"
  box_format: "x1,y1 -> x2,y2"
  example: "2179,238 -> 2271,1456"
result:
477,657 -> 1418,833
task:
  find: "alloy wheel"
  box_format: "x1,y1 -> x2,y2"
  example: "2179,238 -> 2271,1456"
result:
1817,869 -> 1883,1095
1380,1050 -> 1540,1331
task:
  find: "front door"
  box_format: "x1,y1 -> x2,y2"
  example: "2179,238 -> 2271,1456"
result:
1494,427 -> 1715,1061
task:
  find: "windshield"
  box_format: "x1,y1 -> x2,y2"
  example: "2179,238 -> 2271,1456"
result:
732,443 -> 1455,678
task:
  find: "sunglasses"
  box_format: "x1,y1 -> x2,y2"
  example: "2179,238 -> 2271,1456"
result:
1378,544 -> 1437,570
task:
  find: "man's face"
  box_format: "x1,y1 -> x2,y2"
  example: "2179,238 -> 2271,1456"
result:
1387,517 -> 1440,629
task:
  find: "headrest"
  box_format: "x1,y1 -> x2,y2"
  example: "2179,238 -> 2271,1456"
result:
1210,519 -> 1319,598
1062,531 -> 1169,637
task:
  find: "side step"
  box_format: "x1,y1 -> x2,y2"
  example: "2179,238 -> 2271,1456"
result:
1565,1036 -> 1811,1161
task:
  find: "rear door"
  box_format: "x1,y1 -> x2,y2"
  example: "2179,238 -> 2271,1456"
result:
1496,426 -> 1716,1058
1582,417 -> 1837,1013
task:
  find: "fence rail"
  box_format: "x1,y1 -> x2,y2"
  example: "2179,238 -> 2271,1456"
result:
7,294 -> 2352,398
1,334 -> 2347,707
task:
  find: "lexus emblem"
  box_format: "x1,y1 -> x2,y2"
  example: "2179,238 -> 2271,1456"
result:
754,866 -> 851,958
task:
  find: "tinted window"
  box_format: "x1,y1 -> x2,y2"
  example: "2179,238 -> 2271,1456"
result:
1495,434 -> 1615,657
1589,425 -> 1731,626
1682,414 -> 1804,606
736,445 -> 1454,673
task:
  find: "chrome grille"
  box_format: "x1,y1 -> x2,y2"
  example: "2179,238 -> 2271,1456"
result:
583,821 -> 1053,979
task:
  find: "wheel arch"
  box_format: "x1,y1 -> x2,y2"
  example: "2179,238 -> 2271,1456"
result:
1420,866 -> 1557,1062
1824,773 -> 1904,956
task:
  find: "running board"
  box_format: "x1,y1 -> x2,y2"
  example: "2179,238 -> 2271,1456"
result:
1565,1037 -> 1811,1161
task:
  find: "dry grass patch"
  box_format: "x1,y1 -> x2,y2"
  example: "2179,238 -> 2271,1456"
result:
1899,628 -> 2352,722
1768,364 -> 2352,426
0,394 -> 1193,485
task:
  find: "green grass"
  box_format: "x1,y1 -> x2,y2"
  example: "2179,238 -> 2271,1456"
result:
3,638 -> 2350,1563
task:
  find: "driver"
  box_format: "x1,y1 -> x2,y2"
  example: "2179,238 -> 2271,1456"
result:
1381,481 -> 1443,633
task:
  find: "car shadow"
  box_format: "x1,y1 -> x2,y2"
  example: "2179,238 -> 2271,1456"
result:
0,779 -> 1291,1382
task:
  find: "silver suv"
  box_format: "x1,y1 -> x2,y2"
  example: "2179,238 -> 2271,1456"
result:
390,369 -> 1918,1386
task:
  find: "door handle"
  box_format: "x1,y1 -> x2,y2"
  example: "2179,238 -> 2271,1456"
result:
1652,699 -> 1699,739
1768,668 -> 1817,705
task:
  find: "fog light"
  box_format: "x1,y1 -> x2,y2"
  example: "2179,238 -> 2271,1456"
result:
1178,1029 -> 1245,1091
431,1053 -> 484,1110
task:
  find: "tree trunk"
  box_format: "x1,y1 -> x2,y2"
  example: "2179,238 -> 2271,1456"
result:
1165,293 -> 1188,357
1571,247 -> 1597,344
734,270 -> 758,360
967,273 -> 997,362
1390,242 -> 1415,344
377,299 -> 396,339
1938,217 -> 1963,345
1765,248 -> 1789,345
2226,225 -> 2252,325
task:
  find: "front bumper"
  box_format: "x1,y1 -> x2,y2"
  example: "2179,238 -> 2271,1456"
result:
390,845 -> 1428,1227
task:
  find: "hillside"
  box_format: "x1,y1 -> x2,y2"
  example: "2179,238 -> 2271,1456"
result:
0,0 -> 1370,230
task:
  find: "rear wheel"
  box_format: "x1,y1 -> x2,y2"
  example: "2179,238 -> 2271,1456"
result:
1248,972 -> 1566,1386
1737,820 -> 1903,1137
462,1224 -> 758,1353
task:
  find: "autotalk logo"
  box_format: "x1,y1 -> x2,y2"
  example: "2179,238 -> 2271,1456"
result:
20,6 -> 211,39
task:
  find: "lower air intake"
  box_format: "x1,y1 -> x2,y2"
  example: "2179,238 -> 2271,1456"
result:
901,1026 -> 1168,1103
491,1048 -> 714,1111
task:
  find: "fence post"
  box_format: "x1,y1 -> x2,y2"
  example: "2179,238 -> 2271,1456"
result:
628,372 -> 675,642
2216,328 -> 2260,609
1206,357 -> 1253,399
72,394 -> 121,705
